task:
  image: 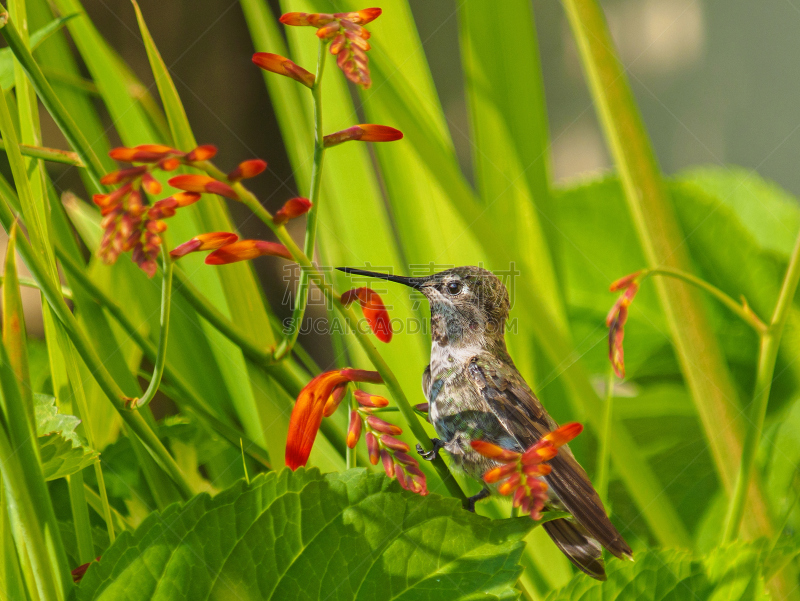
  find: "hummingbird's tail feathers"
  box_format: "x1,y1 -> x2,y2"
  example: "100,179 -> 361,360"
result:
546,453 -> 633,560
543,518 -> 606,580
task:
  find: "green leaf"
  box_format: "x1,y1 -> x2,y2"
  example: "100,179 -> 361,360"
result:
546,541 -> 780,601
0,14 -> 79,89
34,393 -> 98,480
77,468 -> 534,600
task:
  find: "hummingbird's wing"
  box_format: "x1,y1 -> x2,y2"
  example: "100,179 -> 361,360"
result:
467,354 -> 632,563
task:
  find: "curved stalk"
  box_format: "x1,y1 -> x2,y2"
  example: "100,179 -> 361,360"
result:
595,368 -> 615,505
274,37 -> 327,361
642,267 -> 767,333
722,231 -> 800,542
0,138 -> 83,166
131,245 -> 173,409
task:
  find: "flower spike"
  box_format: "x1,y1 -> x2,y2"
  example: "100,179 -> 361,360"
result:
340,287 -> 393,342
205,240 -> 292,265
273,197 -> 312,225
323,124 -> 403,148
252,53 -> 315,88
170,232 -> 239,259
285,368 -> 383,469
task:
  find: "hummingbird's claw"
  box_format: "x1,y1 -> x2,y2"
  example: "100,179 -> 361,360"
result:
465,487 -> 491,512
416,438 -> 443,461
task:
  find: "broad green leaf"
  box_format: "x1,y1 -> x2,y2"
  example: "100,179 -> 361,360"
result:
0,14 -> 78,89
35,393 -> 98,480
77,468 -> 534,601
546,541 -> 778,601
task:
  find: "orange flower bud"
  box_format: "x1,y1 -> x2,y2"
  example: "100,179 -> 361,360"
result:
100,165 -> 148,185
279,12 -> 335,27
322,382 -> 348,417
158,157 -> 181,171
323,124 -> 403,148
170,232 -> 239,259
379,434 -> 409,452
609,270 -> 644,292
520,442 -> 557,465
347,410 -> 362,448
252,53 -> 315,88
316,21 -> 341,40
482,462 -> 518,484
184,145 -> 218,162
273,197 -> 312,225
366,416 -> 402,436
353,389 -> 389,408
470,440 -> 520,463
542,422 -> 583,447
205,240 -> 292,265
366,432 -> 379,465
334,8 -> 382,25
109,144 -> 181,163
168,174 -> 238,201
141,172 -> 162,195
380,449 -> 394,478
227,159 -> 267,182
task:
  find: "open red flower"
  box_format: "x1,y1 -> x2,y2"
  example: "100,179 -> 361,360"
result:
472,423 -> 583,520
606,272 -> 643,378
252,53 -> 315,88
323,124 -> 403,148
341,287 -> 393,342
205,240 -> 292,265
170,232 -> 239,259
286,368 -> 383,469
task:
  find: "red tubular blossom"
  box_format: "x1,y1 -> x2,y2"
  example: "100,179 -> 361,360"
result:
606,280 -> 640,378
354,389 -> 389,408
100,165 -> 147,185
347,410 -> 362,448
227,159 -> 267,182
482,461 -> 518,484
184,145 -> 218,162
543,422 -> 583,447
521,443 -> 557,465
340,287 -> 393,343
366,432 -> 380,465
168,175 -> 239,201
170,232 -> 239,259
205,240 -> 292,265
109,144 -> 182,163
366,416 -> 402,436
252,53 -> 316,88
378,434 -> 408,451
141,173 -> 162,195
470,440 -> 520,463
610,270 -> 644,292
273,197 -> 312,226
380,449 -> 395,478
285,368 -> 382,469
323,124 -> 403,148
323,382 -> 348,417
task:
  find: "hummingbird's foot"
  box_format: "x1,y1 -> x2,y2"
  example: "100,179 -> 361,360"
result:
465,487 -> 491,513
416,438 -> 444,461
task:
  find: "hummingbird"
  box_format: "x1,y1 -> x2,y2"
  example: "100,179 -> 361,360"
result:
337,265 -> 632,580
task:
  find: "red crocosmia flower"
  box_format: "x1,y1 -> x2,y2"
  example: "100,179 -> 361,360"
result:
227,159 -> 267,182
109,144 -> 182,163
606,273 -> 642,378
340,287 -> 393,342
184,145 -> 218,162
279,9 -> 381,87
168,174 -> 239,201
252,53 -> 315,88
205,240 -> 292,265
170,232 -> 239,259
323,124 -> 403,148
472,422 -> 583,520
285,368 -> 383,469
100,165 -> 148,185
273,197 -> 312,226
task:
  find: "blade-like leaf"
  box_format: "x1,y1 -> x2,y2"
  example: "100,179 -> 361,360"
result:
77,468 -> 536,600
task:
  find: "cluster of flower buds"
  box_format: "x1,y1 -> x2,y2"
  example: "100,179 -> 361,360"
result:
471,423 -> 583,521
286,368 -> 383,469
606,271 -> 643,378
95,144 -> 269,276
341,287 -> 392,342
280,8 -> 381,88
347,389 -> 427,495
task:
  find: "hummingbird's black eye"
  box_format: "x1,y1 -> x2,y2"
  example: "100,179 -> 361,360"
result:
446,281 -> 462,295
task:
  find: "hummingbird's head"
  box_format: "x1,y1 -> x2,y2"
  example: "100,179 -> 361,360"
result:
336,266 -> 510,348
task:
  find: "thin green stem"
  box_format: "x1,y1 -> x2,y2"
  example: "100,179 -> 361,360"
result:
595,368 -> 615,505
642,267 -> 767,333
275,37 -> 327,361
132,245 -> 173,409
0,138 -> 83,166
0,274 -> 72,298
722,231 -> 800,543
83,483 -> 132,533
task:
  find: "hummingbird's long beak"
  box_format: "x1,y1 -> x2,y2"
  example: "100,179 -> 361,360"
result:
336,267 -> 426,290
